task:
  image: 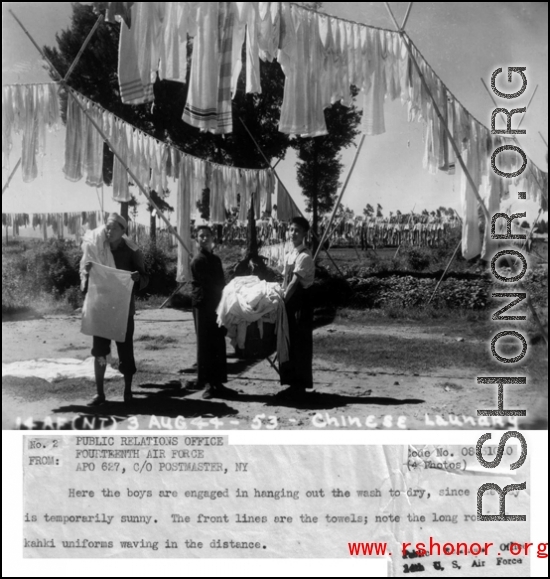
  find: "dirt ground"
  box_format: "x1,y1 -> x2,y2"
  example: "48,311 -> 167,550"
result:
2,308 -> 547,431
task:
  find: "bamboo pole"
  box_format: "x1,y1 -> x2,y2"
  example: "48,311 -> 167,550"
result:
2,158 -> 22,195
313,134 -> 367,261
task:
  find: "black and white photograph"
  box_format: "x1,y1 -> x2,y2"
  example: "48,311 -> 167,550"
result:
2,1 -> 547,432
2,2 -> 548,576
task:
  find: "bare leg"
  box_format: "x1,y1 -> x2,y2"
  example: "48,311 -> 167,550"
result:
90,357 -> 107,405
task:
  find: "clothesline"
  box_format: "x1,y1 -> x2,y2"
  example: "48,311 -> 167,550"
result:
89,0 -> 533,162
100,2 -> 544,169
1,82 -> 277,176
288,2 -> 395,34
70,88 -> 275,175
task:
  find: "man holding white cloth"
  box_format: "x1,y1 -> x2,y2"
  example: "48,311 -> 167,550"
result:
80,213 -> 149,405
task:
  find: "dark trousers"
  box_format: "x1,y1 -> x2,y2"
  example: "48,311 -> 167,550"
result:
193,307 -> 227,386
280,286 -> 313,390
91,315 -> 136,376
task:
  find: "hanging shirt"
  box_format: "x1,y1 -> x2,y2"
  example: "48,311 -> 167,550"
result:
111,120 -> 131,202
63,94 -> 85,182
210,166 -> 227,223
258,1 -> 280,63
183,2 -> 236,133
278,6 -> 327,137
117,2 -> 162,105
460,136 -> 482,260
158,1 -> 188,83
481,160 -> 505,260
361,28 -> 386,136
245,2 -> 262,94
83,101 -> 104,188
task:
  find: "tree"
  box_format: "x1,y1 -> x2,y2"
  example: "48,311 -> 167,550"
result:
363,204 -> 374,217
293,97 -> 362,247
292,3 -> 363,250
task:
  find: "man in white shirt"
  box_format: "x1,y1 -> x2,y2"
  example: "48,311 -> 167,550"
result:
276,216 -> 315,400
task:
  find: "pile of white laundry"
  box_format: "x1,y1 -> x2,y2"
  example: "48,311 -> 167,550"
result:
216,276 -> 289,363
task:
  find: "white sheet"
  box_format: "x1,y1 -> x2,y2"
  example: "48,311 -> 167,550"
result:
81,262 -> 134,342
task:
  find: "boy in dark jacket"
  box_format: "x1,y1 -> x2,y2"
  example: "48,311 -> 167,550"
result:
190,226 -> 236,400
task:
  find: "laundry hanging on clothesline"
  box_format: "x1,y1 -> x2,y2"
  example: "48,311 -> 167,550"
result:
2,211 -> 107,242
64,90 -> 277,216
97,0 -> 547,262
2,84 -> 278,217
2,83 -> 61,181
99,2 -> 543,174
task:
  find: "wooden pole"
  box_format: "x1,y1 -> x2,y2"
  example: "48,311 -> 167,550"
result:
384,2 -> 491,223
2,158 -> 22,195
159,282 -> 186,310
401,2 -> 414,30
426,239 -> 461,306
9,10 -> 62,81
313,134 -> 367,261
63,15 -> 104,82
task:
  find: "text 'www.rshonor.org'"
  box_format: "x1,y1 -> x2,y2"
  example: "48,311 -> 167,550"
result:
348,539 -> 548,565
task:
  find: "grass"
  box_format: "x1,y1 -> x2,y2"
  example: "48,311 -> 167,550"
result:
313,331 -> 548,380
134,334 -> 179,350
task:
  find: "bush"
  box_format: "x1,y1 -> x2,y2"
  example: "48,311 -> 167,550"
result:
348,274 -> 492,310
405,247 -> 432,271
2,258 -> 34,314
141,241 -> 178,296
26,239 -> 81,296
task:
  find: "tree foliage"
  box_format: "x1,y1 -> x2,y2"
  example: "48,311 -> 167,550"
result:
43,3 -> 291,173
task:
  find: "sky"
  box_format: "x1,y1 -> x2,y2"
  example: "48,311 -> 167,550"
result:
2,2 -> 548,228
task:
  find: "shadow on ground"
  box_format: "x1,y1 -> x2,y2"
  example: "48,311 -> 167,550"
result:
44,393 -> 239,429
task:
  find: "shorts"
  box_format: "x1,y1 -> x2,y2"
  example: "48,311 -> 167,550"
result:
91,315 -> 136,376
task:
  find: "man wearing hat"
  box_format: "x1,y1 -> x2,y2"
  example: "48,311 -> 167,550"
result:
81,213 -> 149,405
